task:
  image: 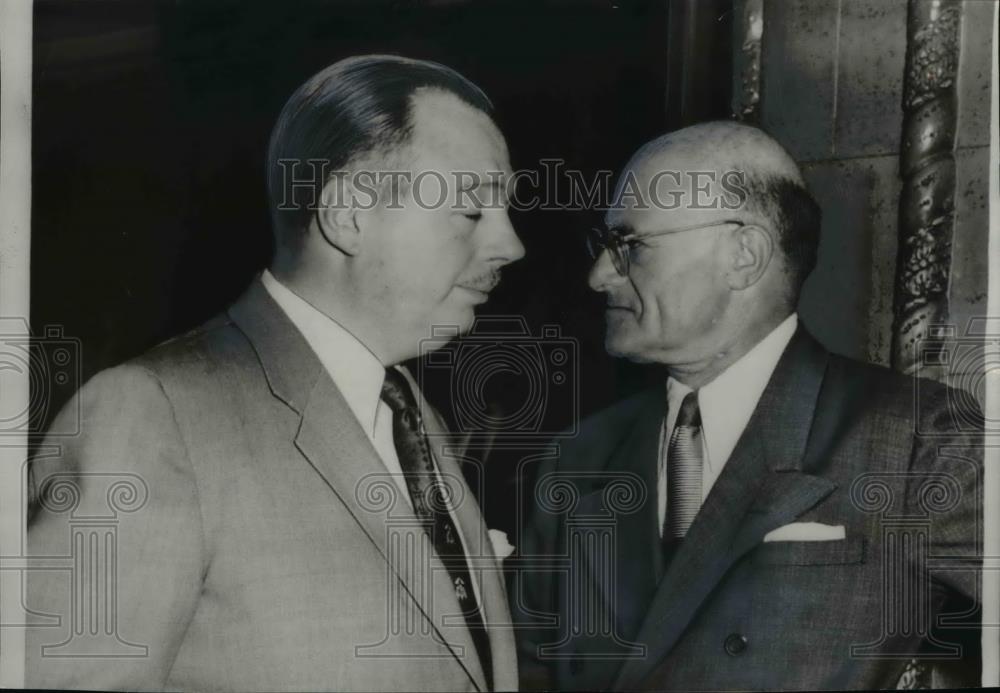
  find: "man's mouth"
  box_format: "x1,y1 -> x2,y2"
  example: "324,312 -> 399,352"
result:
457,273 -> 500,297
455,282 -> 496,304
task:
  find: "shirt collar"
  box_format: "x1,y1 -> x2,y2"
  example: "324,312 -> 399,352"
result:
667,313 -> 798,473
261,269 -> 386,437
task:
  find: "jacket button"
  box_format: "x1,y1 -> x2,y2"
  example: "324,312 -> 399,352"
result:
724,633 -> 748,656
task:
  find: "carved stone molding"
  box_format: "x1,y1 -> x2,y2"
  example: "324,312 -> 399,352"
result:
891,0 -> 962,375
732,0 -> 764,122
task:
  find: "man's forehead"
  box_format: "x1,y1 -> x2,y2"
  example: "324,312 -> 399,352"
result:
628,124 -> 805,185
610,146 -> 746,220
604,203 -> 647,231
408,89 -> 510,173
631,145 -> 724,182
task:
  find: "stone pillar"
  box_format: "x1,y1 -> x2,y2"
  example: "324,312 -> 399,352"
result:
732,0 -> 764,123
891,0 -> 963,376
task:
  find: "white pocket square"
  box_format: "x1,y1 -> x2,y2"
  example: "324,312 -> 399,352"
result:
488,529 -> 515,561
762,522 -> 846,543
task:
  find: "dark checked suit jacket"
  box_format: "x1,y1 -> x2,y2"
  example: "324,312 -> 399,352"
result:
514,327 -> 982,691
26,278 -> 518,692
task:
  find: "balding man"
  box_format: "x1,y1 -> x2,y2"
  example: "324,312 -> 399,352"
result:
514,122 -> 981,691
27,55 -> 523,692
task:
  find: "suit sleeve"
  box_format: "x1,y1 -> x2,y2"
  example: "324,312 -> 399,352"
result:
906,381 -> 983,603
26,364 -> 205,691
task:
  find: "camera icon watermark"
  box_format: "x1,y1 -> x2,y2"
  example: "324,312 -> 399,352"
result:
417,316 -> 578,439
913,318 -> 999,437
0,318 -> 81,436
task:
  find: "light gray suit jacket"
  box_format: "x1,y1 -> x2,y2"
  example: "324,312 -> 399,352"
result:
26,278 -> 517,692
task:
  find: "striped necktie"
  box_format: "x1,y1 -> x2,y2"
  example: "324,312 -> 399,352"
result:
663,390 -> 703,543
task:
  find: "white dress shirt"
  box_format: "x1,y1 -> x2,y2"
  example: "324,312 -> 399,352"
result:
261,270 -> 484,604
657,314 -> 799,532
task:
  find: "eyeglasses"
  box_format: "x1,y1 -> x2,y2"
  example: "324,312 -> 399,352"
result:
586,219 -> 746,276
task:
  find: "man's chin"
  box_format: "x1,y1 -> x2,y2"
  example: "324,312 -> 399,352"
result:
432,306 -> 477,336
604,331 -> 639,360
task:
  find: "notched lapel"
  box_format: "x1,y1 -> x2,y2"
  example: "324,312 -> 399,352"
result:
614,457 -> 835,689
231,280 -> 486,691
733,470 -> 837,555
295,374 -> 488,692
614,329 -> 834,690
613,428 -> 769,690
593,386 -> 664,621
562,393 -> 664,675
577,486 -> 659,651
227,278 -> 319,414
294,374 -> 400,563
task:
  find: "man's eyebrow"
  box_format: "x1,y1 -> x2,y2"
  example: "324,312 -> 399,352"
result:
605,222 -> 634,236
470,179 -> 510,203
455,174 -> 505,190
450,178 -> 509,209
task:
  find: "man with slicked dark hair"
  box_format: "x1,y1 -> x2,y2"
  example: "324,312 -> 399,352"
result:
514,121 -> 981,691
28,55 -> 524,692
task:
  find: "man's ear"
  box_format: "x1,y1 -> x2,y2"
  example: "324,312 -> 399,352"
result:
314,172 -> 366,255
727,224 -> 774,290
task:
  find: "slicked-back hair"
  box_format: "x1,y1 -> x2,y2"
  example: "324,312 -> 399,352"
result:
266,55 -> 495,249
740,172 -> 821,301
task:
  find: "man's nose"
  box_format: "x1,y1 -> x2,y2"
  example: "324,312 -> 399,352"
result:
588,249 -> 625,292
488,212 -> 526,265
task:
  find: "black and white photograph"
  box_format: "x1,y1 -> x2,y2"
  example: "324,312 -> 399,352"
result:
0,0 -> 997,690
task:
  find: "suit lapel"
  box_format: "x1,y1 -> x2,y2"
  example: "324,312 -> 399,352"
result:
535,388 -> 666,690
613,328 -> 837,690
227,278 -> 318,414
578,388 -> 665,644
295,377 -> 487,691
229,279 -> 486,691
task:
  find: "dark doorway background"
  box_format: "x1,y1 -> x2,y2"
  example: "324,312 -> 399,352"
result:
32,0 -> 733,529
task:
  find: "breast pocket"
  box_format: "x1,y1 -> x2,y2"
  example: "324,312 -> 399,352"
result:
751,537 -> 866,566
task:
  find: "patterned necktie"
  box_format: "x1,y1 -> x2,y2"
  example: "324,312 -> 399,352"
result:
380,368 -> 493,690
663,390 -> 703,545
